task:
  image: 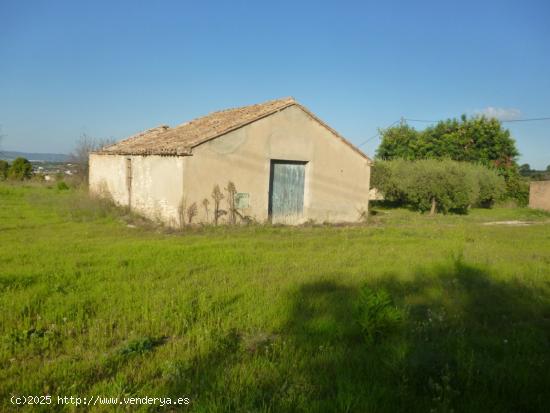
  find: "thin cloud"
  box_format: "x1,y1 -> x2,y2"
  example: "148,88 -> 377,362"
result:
475,107 -> 522,121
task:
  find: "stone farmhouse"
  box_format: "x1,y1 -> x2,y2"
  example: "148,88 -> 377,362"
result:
89,98 -> 371,225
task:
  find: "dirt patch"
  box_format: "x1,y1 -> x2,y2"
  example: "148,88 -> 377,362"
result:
482,220 -> 538,226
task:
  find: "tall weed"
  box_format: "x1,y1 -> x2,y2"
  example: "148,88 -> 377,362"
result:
355,285 -> 406,344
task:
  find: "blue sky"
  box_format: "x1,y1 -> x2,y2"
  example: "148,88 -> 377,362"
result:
1,0 -> 549,168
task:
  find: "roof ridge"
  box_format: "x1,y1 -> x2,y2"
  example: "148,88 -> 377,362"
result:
173,97 -> 295,129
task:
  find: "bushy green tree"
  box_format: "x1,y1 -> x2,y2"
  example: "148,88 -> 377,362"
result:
376,124 -> 421,160
0,160 -> 9,180
405,160 -> 479,214
370,161 -> 403,201
372,159 -> 505,214
8,157 -> 33,180
469,163 -> 506,207
376,116 -> 523,201
498,166 -> 529,206
377,116 -> 519,165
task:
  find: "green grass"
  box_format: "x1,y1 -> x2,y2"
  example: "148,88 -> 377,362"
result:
1,183 -> 550,412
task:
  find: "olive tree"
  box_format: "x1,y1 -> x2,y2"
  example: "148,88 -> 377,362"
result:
372,159 -> 504,214
472,164 -> 506,207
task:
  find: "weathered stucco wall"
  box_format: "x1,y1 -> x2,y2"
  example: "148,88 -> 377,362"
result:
89,154 -> 185,225
182,105 -> 370,224
89,154 -> 128,204
529,181 -> 550,211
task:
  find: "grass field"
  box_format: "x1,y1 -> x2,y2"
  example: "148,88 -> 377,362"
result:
1,183 -> 550,412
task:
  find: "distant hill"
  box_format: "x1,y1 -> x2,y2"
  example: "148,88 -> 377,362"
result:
0,150 -> 70,163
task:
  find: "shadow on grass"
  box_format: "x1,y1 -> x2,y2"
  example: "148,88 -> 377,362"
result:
361,257 -> 550,413
163,258 -> 550,413
281,280 -> 408,412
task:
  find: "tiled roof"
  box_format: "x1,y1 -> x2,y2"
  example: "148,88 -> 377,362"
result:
95,97 -> 370,160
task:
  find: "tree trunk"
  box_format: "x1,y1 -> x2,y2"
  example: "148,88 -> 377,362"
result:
430,197 -> 437,216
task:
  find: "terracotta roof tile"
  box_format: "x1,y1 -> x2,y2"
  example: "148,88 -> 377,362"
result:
95,97 -> 370,161
96,98 -> 295,156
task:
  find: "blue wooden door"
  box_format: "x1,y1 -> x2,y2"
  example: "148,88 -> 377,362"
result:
269,161 -> 306,222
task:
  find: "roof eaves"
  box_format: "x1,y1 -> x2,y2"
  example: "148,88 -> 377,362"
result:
91,147 -> 193,156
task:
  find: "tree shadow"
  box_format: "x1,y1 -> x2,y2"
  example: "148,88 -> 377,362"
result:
365,257 -> 550,413
280,280 -> 410,412
278,258 -> 550,412
162,259 -> 550,412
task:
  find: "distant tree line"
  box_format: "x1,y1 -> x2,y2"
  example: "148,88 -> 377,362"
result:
0,127 -> 34,181
374,115 -> 530,206
518,164 -> 550,181
0,134 -> 116,184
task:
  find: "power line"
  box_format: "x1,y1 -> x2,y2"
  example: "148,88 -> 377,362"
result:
404,118 -> 437,123
501,117 -> 550,123
357,115 -> 550,149
404,117 -> 550,123
357,119 -> 400,148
